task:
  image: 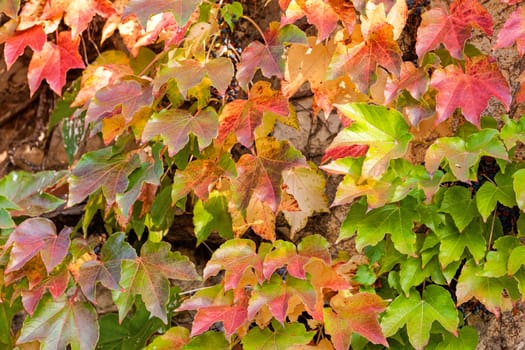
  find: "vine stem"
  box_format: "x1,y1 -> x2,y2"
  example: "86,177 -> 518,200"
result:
139,51 -> 167,77
487,208 -> 497,250
241,15 -> 267,45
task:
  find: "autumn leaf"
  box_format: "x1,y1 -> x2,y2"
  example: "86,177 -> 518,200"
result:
28,31 -> 85,96
145,326 -> 190,350
17,295 -> 99,350
68,146 -> 141,206
262,240 -> 310,280
232,137 -> 306,213
246,195 -> 277,241
142,108 -> 218,156
76,233 -> 137,303
494,6 -> 525,56
123,0 -> 200,27
242,321 -> 315,350
430,56 -> 510,126
218,82 -> 291,147
384,61 -> 429,104
113,241 -> 200,323
203,239 -> 263,292
325,291 -> 388,350
193,192 -> 233,244
416,0 -> 492,59
4,217 -> 70,274
4,25 -> 45,69
190,298 -> 249,337
327,103 -> 412,180
0,0 -> 19,18
281,0 -> 339,42
381,285 -> 459,350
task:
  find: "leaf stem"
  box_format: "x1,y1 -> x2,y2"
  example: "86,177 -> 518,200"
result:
241,15 -> 267,45
487,208 -> 497,250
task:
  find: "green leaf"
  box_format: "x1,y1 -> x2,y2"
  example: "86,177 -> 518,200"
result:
0,170 -> 67,217
49,79 -> 80,132
242,321 -> 315,350
145,326 -> 189,350
440,186 -> 478,231
18,295 -> 99,350
193,192 -> 233,244
399,257 -> 430,296
513,169 -> 525,211
182,331 -> 229,350
338,199 -> 367,242
435,326 -> 478,350
436,219 -> 486,267
113,241 -> 200,323
98,300 -> 164,350
62,111 -> 86,164
508,245 -> 525,275
356,197 -> 419,256
500,115 -> 525,150
381,285 -> 459,350
68,147 -> 141,206
476,172 -> 516,222
329,103 -> 412,179
220,2 -> 242,31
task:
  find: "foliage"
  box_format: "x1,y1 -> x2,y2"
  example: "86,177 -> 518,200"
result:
1,0 -> 525,348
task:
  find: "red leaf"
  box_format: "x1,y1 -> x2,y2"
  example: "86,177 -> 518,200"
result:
321,145 -> 369,163
191,298 -> 248,337
236,41 -> 282,90
263,240 -> 309,280
27,31 -> 85,96
4,25 -> 46,69
430,56 -> 511,126
416,0 -> 492,59
384,61 -> 429,104
5,218 -> 71,274
494,6 -> 525,56
281,0 -> 339,42
123,0 -> 200,27
217,82 -> 290,147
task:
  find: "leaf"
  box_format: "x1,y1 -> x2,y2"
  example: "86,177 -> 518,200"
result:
440,186 -> 478,231
190,297 -> 248,337
113,241 -> 200,323
248,274 -> 317,323
436,219 -> 486,267
232,137 -> 306,214
325,292 -> 388,349
355,196 -> 419,256
513,169 -> 525,211
145,326 -> 190,350
85,80 -> 153,124
193,192 -> 233,245
262,240 -> 310,280
68,146 -> 141,206
242,321 -> 315,350
142,108 -> 218,156
282,0 -> 339,42
4,25 -> 45,69
28,31 -> 85,96
475,172 -> 516,221
435,326 -> 479,350
123,0 -> 200,27
456,259 -> 518,317
246,195 -> 277,241
0,170 -> 67,217
217,82 -> 290,147
17,295 -> 99,350
0,0 -> 19,17
381,285 -> 459,350
182,331 -> 229,350
430,56 -> 511,127
328,22 -> 401,93
76,233 -> 137,303
416,0 -> 492,59
494,6 -> 525,56
328,103 -> 412,180
384,61 -> 429,104
203,239 -> 263,291
5,218 -> 70,274
282,165 -> 329,235
98,299 -> 164,350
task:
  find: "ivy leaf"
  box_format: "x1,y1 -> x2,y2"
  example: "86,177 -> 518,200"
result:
416,0 -> 492,59
0,170 -> 67,217
190,297 -> 248,337
123,0 -> 200,27
475,172 -> 516,221
217,82 -> 290,147
4,25 -> 45,69
85,80 -> 153,124
436,219 -> 486,268
435,326 -> 479,350
77,232 -> 137,303
182,331 -> 229,350
440,186 -> 478,231
242,321 -> 315,350
28,31 -> 85,96
381,285 -> 459,350
17,295 -> 98,350
203,239 -> 263,291
113,241 -> 200,323
430,56 -> 511,127
245,195 -> 277,241
494,6 -> 525,56
282,165 -> 329,236
0,0 -> 19,17
328,23 -> 401,93
68,146 -> 141,206
328,103 -> 412,179
233,137 -> 306,213
142,108 -> 218,156
193,192 -> 233,245
384,61 -> 429,104
5,218 -> 70,274
248,274 -> 317,323
456,260 -> 518,317
145,326 -> 190,350
513,169 -> 525,211
325,292 -> 388,349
